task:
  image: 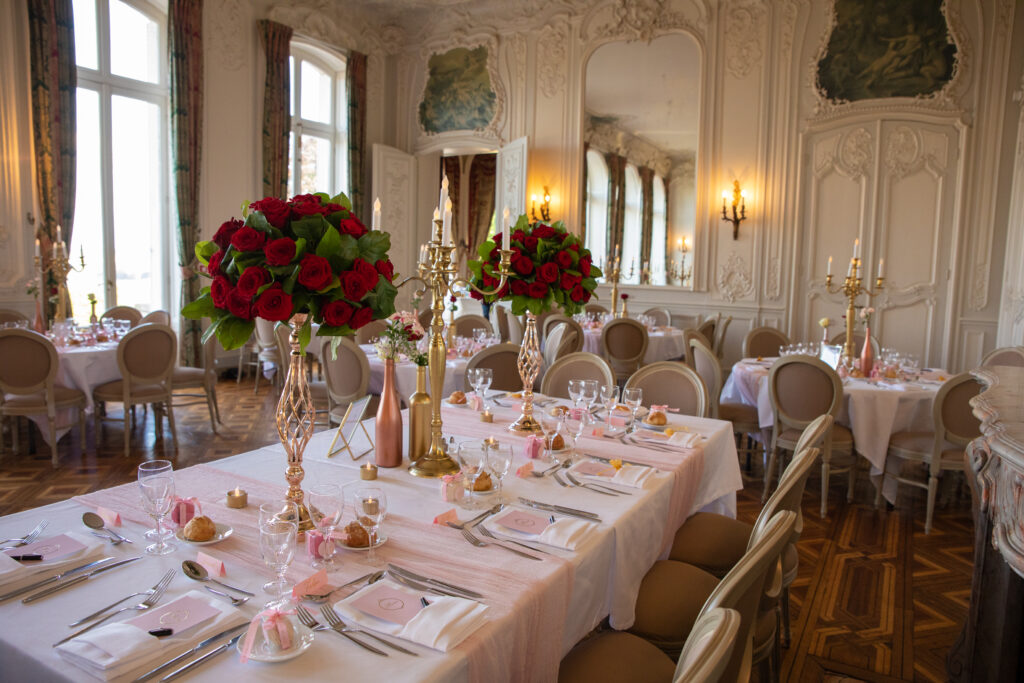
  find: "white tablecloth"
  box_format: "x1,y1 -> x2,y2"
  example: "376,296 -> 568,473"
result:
721,359 -> 942,502
0,409 -> 741,682
582,328 -> 686,364
360,346 -> 468,400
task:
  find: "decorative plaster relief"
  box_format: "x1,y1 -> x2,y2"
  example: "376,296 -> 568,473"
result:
717,252 -> 754,303
501,144 -> 525,211
583,0 -> 702,43
724,1 -> 766,80
884,125 -> 919,177
538,21 -> 568,98
972,261 -> 989,311
210,0 -> 245,71
766,255 -> 781,300
585,117 -> 674,177
838,127 -> 873,179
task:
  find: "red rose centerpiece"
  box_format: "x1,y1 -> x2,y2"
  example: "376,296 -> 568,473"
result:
466,216 -> 601,316
183,191 -> 397,350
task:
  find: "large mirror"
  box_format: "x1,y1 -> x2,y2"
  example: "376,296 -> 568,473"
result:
582,34 -> 701,289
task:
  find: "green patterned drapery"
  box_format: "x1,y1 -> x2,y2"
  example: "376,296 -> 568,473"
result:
259,20 -> 292,199
27,0 -> 76,321
605,153 -> 626,260
639,166 -> 654,273
347,51 -> 368,217
466,154 -> 496,263
169,0 -> 203,366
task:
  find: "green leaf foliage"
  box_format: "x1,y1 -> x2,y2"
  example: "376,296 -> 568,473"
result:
195,241 -> 217,265
358,231 -> 391,264
215,316 -> 256,350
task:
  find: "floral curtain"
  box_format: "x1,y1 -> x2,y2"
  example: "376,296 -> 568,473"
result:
259,20 -> 292,199
639,166 -> 654,275
580,142 -> 589,243
605,153 -> 626,260
347,51 -> 367,216
466,154 -> 496,261
169,0 -> 203,366
27,0 -> 76,320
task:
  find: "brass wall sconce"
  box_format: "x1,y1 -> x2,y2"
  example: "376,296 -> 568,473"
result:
530,187 -> 552,223
721,180 -> 747,240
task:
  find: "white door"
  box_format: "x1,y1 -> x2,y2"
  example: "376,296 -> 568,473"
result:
495,136 -> 528,221
371,144 -> 417,295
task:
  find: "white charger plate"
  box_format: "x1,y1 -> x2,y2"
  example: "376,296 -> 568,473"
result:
175,523 -> 233,546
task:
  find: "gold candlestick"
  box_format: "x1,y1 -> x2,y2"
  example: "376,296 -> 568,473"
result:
404,218 -> 512,477
49,240 -> 85,323
824,258 -> 884,366
606,259 -> 634,318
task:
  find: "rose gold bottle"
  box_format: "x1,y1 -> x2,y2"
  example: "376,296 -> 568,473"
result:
375,359 -> 403,467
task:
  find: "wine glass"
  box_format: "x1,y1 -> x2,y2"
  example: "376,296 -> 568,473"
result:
137,460 -> 175,555
600,384 -> 619,418
487,442 -> 513,503
580,380 -> 599,412
622,387 -> 643,433
563,407 -> 590,461
354,487 -> 387,566
259,500 -> 298,599
538,412 -> 564,464
567,379 -> 585,407
456,442 -> 488,508
137,460 -> 174,542
472,367 -> 493,408
307,484 -> 344,571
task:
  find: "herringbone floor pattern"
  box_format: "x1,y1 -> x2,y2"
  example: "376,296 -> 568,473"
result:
0,378 -> 972,682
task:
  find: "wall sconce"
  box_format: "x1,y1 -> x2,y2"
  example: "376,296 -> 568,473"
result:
530,187 -> 552,223
720,180 -> 747,240
669,236 -> 692,285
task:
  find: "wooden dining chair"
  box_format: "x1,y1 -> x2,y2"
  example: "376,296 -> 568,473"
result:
625,361 -> 708,418
767,355 -> 855,516
584,303 -> 608,315
464,343 -> 522,392
642,307 -> 671,328
417,308 -> 433,331
829,330 -> 880,357
542,314 -> 571,340
355,319 -> 388,345
93,323 -> 178,457
320,336 -> 371,422
540,352 -> 614,398
981,345 -> 1024,367
0,329 -> 87,465
171,333 -> 220,432
601,318 -> 649,381
876,372 -> 982,533
100,305 -> 143,327
506,311 -> 524,345
742,326 -> 790,358
712,315 -> 732,360
689,336 -> 761,468
558,607 -> 741,683
0,309 -> 30,325
696,315 -> 718,349
541,321 -> 584,368
451,314 -> 493,337
493,306 -> 510,342
138,309 -> 171,326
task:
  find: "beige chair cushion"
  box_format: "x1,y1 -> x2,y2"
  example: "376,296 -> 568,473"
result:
753,606 -> 777,652
888,431 -> 956,455
2,385 -> 85,409
668,513 -> 752,576
777,423 -> 852,446
782,542 -> 799,585
628,561 -> 720,653
94,380 -> 169,401
718,401 -> 758,425
559,631 -> 674,683
171,367 -> 205,387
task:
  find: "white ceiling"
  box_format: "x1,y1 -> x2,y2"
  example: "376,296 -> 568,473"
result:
585,34 -> 702,154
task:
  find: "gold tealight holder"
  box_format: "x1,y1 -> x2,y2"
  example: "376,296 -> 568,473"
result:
226,488 -> 248,509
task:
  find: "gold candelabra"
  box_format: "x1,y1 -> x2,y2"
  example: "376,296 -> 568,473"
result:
824,257 -> 884,366
403,218 -> 512,477
606,258 -> 634,317
49,236 -> 85,323
669,238 -> 692,286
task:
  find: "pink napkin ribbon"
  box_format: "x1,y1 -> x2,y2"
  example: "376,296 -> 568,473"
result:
524,435 -> 544,459
241,607 -> 296,663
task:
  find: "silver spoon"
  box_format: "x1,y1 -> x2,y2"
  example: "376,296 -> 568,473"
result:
181,560 -> 255,597
204,585 -> 250,606
82,512 -> 133,544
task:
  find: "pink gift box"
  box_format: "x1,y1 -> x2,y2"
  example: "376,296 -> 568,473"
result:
306,531 -> 338,560
524,435 -> 544,459
170,497 -> 200,527
441,473 -> 465,503
468,394 -> 483,411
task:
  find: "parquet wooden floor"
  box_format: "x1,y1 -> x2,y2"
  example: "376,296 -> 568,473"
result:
0,378 -> 973,682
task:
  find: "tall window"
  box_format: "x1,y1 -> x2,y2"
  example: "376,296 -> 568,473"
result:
584,150 -> 609,275
621,164 -> 642,285
650,175 -> 667,285
288,42 -> 347,197
69,0 -> 170,319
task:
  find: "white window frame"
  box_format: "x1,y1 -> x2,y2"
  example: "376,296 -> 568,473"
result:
73,0 -> 171,313
621,164 -> 642,285
584,149 -> 609,276
288,41 -> 348,197
650,175 -> 667,285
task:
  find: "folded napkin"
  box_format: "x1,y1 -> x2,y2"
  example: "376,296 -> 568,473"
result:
335,579 -> 488,652
56,590 -> 248,681
0,531 -> 105,594
667,432 -> 703,448
570,462 -> 654,489
485,515 -> 598,551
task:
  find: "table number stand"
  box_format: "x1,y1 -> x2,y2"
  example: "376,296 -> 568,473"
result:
326,395 -> 375,460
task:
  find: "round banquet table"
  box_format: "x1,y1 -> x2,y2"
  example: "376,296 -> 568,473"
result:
360,345 -> 469,400
720,357 -> 948,503
582,326 -> 686,364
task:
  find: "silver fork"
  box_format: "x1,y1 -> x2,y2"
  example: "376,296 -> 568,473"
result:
476,524 -> 554,556
449,524 -> 542,561
564,470 -> 630,496
446,503 -> 502,530
55,570 -> 174,646
89,530 -> 127,546
0,520 -> 48,549
319,605 -> 418,656
204,585 -> 249,606
292,605 -> 387,656
528,462 -> 564,477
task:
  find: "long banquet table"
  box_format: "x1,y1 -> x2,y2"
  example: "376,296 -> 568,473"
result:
32,342 -> 121,447
582,327 -> 686,364
0,402 -> 741,682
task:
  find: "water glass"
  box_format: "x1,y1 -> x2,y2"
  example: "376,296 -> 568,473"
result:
137,460 -> 175,555
354,487 -> 387,565
307,484 -> 345,571
567,379 -> 585,407
580,380 -> 599,410
456,442 -> 488,508
564,407 -> 590,461
487,442 -> 514,503
259,500 -> 298,599
538,413 -> 565,464
600,384 -> 619,415
622,387 -> 643,432
470,367 -> 493,407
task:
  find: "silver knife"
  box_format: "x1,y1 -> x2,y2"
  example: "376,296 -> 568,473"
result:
386,570 -> 477,600
0,556 -> 115,602
133,624 -> 248,682
566,471 -> 632,496
586,453 -> 659,470
387,564 -> 483,599
517,497 -> 602,522
160,633 -> 243,681
23,557 -> 141,603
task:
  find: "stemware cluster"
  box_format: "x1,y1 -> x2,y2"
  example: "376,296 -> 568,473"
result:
455,440 -> 514,508
468,367 -> 493,407
780,342 -> 821,357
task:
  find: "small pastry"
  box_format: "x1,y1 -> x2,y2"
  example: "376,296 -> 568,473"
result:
549,405 -> 569,417
645,412 -> 667,425
343,521 -> 369,548
473,471 -> 493,491
612,404 -> 631,414
507,392 -> 523,399
182,515 -> 216,542
448,390 -> 467,405
546,434 -> 565,451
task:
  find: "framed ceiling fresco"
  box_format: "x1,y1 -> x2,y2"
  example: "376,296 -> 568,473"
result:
419,46 -> 497,134
817,0 -> 957,102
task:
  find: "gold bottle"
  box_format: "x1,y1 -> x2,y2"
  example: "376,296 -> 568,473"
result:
408,365 -> 431,461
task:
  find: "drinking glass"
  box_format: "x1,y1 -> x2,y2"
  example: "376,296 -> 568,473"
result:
567,379 -> 585,407
471,367 -> 493,408
259,500 -> 298,599
354,486 -> 387,565
137,460 -> 175,555
487,442 -> 514,503
580,380 -> 599,411
564,407 -> 590,461
456,442 -> 489,508
622,387 -> 643,433
600,384 -> 619,417
538,412 -> 565,464
473,328 -> 487,346
307,484 -> 345,571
